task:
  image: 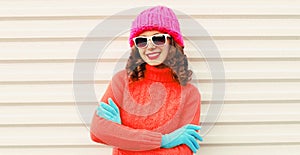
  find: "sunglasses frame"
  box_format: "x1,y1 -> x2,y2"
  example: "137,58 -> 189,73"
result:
133,34 -> 171,48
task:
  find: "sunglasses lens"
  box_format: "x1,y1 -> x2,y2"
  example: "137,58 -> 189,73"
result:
135,37 -> 148,48
152,35 -> 166,46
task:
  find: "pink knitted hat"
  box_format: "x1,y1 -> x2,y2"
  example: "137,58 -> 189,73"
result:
129,6 -> 184,47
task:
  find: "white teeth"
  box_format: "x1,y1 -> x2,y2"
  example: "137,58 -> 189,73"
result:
147,53 -> 160,57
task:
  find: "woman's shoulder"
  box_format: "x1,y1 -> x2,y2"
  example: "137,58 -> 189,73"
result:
183,82 -> 201,96
111,69 -> 127,81
109,70 -> 128,92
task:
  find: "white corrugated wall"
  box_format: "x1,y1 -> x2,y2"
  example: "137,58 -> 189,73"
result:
0,0 -> 300,154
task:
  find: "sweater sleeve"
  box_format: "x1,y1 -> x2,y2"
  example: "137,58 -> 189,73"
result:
90,70 -> 162,151
177,84 -> 201,126
190,86 -> 201,125
90,114 -> 162,151
174,85 -> 201,154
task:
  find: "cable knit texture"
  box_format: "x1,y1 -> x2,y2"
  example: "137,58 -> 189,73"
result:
90,64 -> 201,155
129,6 -> 184,47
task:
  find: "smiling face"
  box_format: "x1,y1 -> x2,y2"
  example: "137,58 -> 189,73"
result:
135,30 -> 170,66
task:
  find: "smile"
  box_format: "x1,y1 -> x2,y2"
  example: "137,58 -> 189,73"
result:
146,52 -> 161,60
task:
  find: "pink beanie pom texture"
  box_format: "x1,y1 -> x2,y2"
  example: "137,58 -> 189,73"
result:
129,6 -> 184,47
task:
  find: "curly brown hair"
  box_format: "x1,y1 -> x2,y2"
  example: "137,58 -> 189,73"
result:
125,37 -> 193,86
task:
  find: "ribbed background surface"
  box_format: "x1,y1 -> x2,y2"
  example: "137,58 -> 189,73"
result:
0,0 -> 300,154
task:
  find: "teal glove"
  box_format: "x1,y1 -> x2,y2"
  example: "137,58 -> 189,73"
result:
161,124 -> 203,153
97,98 -> 121,124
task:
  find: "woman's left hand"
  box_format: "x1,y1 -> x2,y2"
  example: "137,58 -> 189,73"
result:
97,98 -> 121,124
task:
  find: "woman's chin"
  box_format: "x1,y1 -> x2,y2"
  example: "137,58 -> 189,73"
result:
146,60 -> 162,66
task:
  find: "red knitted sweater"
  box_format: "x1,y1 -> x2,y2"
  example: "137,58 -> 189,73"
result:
90,64 -> 201,155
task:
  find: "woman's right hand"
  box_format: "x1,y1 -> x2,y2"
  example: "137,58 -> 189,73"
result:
161,124 -> 203,153
97,98 -> 121,124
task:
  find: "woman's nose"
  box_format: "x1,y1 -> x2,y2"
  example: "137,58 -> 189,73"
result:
147,39 -> 155,49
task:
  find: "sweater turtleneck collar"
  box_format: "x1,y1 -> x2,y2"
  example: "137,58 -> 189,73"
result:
144,64 -> 177,83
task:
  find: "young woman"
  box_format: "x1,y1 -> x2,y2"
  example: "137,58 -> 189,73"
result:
90,5 -> 203,155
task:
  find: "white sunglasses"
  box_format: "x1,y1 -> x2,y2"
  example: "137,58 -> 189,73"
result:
133,34 -> 171,48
